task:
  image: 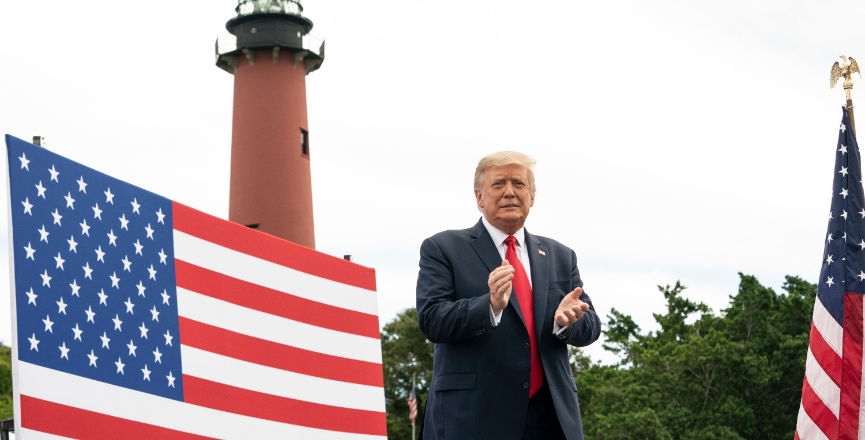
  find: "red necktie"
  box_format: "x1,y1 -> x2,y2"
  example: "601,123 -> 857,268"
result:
505,235 -> 542,397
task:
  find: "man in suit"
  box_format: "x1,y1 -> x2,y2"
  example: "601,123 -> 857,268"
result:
416,151 -> 601,440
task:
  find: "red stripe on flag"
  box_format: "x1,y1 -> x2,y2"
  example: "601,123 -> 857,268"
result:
839,293 -> 864,440
172,202 -> 376,291
183,375 -> 388,436
810,321 -> 843,386
179,317 -> 384,387
176,260 -> 380,339
21,395 -> 214,440
800,376 -> 838,439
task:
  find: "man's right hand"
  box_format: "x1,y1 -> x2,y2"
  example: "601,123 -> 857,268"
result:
489,260 -> 515,315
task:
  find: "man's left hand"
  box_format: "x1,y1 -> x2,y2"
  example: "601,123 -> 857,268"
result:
554,287 -> 590,327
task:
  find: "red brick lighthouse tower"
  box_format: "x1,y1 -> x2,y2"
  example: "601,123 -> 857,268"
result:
216,0 -> 324,249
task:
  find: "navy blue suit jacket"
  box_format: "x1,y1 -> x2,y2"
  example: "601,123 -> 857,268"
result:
416,219 -> 601,440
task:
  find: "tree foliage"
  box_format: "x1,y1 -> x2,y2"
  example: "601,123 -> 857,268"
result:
381,308 -> 433,440
380,274 -> 814,439
577,274 -> 814,440
0,344 -> 11,420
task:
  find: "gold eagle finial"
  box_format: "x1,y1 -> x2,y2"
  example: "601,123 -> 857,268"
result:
831,55 -> 860,93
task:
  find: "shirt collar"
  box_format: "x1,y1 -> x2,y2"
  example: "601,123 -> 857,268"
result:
481,216 -> 526,248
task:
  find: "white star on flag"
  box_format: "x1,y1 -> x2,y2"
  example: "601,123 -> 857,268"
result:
26,289 -> 37,305
67,236 -> 78,253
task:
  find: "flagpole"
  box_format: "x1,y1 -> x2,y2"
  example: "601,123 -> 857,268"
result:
831,55 -> 860,136
411,374 -> 417,440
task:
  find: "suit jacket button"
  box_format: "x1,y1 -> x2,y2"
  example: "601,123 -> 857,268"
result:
523,343 -> 530,349
523,382 -> 529,389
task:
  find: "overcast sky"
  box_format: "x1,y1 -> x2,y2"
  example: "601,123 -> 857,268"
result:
3,0 -> 865,364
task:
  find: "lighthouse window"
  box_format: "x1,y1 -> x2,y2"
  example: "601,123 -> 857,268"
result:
301,129 -> 309,157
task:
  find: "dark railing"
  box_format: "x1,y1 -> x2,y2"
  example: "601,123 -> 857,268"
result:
0,419 -> 13,440
216,30 -> 324,58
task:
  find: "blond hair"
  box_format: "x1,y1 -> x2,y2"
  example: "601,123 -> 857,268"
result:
473,151 -> 537,196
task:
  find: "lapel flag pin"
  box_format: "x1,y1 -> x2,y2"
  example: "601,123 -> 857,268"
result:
538,249 -> 546,256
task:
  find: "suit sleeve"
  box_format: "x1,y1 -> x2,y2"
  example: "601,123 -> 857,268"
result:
565,249 -> 602,347
416,237 -> 494,344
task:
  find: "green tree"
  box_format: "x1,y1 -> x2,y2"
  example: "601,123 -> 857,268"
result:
577,274 -> 815,440
381,308 -> 433,440
0,344 -> 11,419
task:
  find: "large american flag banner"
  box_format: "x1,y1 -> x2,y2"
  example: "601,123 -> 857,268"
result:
796,109 -> 865,440
4,134 -> 387,439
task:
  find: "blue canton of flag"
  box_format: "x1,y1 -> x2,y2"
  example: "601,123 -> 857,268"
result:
818,110 -> 865,323
7,135 -> 183,400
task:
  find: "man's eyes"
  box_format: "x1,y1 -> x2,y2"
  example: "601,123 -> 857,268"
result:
491,180 -> 525,187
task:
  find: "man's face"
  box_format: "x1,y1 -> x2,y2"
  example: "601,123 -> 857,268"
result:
475,164 -> 534,235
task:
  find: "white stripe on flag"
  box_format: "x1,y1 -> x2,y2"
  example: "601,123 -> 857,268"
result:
805,347 -> 841,417
177,288 -> 382,363
797,402 -> 830,440
20,362 -> 388,440
813,295 -> 843,356
173,231 -> 378,314
181,345 -> 385,411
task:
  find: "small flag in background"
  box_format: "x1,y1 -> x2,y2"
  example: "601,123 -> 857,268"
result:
5,134 -> 387,439
408,376 -> 418,426
796,108 -> 865,440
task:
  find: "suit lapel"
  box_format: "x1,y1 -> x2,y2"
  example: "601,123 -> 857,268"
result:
525,230 -> 549,341
469,219 -> 526,326
468,219 -> 502,272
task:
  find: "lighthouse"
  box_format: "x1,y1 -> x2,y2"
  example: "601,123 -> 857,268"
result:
216,0 -> 324,249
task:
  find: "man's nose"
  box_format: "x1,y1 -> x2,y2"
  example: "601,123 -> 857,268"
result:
503,183 -> 516,196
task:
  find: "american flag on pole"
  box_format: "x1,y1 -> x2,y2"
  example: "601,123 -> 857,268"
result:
4,134 -> 387,439
408,376 -> 417,426
796,108 -> 865,440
